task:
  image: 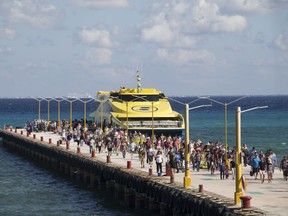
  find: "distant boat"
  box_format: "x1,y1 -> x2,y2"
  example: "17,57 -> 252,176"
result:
90,71 -> 184,136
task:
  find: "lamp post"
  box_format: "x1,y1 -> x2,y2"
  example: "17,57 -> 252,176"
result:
94,98 -> 110,133
200,96 -> 247,161
63,98 -> 79,128
167,97 -> 212,188
234,105 -> 268,205
42,97 -> 53,123
78,97 -> 94,130
52,97 -> 64,128
30,97 -> 44,120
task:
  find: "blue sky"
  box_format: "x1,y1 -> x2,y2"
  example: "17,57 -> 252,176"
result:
0,0 -> 287,97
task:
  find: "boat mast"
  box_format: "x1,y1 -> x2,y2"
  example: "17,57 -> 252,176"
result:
137,71 -> 142,93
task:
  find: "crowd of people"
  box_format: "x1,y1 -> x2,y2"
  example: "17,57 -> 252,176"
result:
25,120 -> 288,181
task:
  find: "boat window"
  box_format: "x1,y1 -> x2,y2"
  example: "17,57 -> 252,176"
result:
118,95 -> 159,102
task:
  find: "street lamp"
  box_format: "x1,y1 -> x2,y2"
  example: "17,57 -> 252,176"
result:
63,97 -> 79,128
77,97 -> 94,130
167,97 -> 212,188
200,96 -> 247,161
30,96 -> 44,120
52,97 -> 64,129
41,97 -> 53,123
94,98 -> 110,133
234,105 -> 268,205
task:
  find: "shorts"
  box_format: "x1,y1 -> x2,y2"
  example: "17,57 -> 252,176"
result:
252,167 -> 259,174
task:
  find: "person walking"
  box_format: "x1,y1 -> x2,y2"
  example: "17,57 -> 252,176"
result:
266,157 -> 273,183
195,152 -> 201,172
155,150 -> 163,175
259,156 -> 266,183
219,162 -> 225,180
251,153 -> 261,180
230,158 -> 236,180
138,145 -> 146,168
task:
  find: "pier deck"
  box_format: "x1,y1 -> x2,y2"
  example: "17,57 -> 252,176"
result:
3,129 -> 287,216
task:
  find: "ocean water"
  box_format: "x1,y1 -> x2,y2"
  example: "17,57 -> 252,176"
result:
0,98 -> 150,216
0,96 -> 287,215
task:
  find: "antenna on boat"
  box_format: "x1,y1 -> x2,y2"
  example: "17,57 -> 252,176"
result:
136,70 -> 141,93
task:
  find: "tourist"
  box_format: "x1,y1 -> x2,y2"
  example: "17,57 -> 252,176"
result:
97,138 -> 102,154
195,151 -> 201,172
138,145 -> 146,168
242,144 -> 249,166
251,153 -> 260,180
266,156 -> 273,183
219,162 -> 225,180
280,156 -> 286,173
270,150 -> 278,175
225,163 -> 229,179
89,136 -> 95,154
283,156 -> 288,181
190,150 -> 196,171
168,147 -> 175,170
155,149 -> 163,174
107,138 -> 113,156
230,158 -> 236,180
147,146 -> 154,167
259,156 -> 266,183
79,132 -> 85,147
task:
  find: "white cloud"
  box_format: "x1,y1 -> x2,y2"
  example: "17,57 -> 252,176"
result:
157,48 -> 215,64
141,19 -> 174,43
188,0 -> 247,33
79,27 -> 113,47
210,15 -> 246,32
210,0 -> 288,14
0,27 -> 16,39
275,32 -> 288,50
0,46 -> 12,55
2,0 -> 61,27
70,0 -> 129,9
140,0 -> 247,46
85,48 -> 112,65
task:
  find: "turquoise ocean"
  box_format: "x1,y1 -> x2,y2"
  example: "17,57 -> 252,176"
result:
0,96 -> 287,215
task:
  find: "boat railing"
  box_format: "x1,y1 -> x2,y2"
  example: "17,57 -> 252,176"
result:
125,120 -> 181,128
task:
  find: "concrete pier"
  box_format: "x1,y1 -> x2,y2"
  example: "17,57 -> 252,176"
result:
1,129 -> 286,215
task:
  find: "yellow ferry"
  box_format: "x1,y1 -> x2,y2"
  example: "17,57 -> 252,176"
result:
90,72 -> 184,136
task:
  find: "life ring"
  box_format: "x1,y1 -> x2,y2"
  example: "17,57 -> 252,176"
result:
242,175 -> 247,191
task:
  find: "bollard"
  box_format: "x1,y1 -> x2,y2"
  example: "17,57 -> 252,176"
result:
49,138 -> 52,144
77,147 -> 80,154
240,196 -> 252,208
149,168 -> 153,176
33,134 -> 36,139
21,130 -> 23,135
57,141 -> 60,147
66,140 -> 70,150
15,129 -> 17,133
10,128 -> 12,132
40,136 -> 43,141
91,150 -> 95,158
165,162 -> 173,176
199,184 -> 203,192
27,132 -> 30,137
170,174 -> 174,183
106,155 -> 111,163
127,161 -> 132,169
